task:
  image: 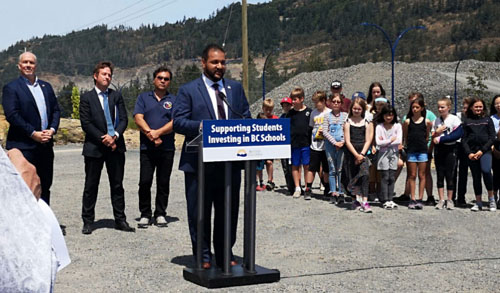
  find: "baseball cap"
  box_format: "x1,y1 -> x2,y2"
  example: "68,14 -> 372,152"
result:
351,91 -> 366,100
280,97 -> 292,105
331,80 -> 342,89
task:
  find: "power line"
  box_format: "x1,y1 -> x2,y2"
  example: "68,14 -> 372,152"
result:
72,0 -> 147,32
21,0 -> 178,47
106,0 -> 178,27
222,4 -> 234,48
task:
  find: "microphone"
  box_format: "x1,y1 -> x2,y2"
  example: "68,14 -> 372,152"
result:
218,91 -> 245,119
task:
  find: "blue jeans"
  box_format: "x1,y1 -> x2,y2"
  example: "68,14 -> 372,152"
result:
325,142 -> 344,194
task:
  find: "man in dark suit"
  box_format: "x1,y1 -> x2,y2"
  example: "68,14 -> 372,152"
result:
79,61 -> 134,234
173,44 -> 251,269
2,52 -> 60,205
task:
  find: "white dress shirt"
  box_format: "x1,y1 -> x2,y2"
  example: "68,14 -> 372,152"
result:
202,74 -> 228,119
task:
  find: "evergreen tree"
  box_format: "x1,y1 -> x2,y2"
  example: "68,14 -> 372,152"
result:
71,86 -> 80,119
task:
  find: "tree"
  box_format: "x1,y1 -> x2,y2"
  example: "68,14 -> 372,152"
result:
241,56 -> 261,105
71,86 -> 80,119
296,50 -> 327,73
465,65 -> 489,100
57,82 -> 75,118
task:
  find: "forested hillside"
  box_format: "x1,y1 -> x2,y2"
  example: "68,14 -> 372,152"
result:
1,0 -> 499,112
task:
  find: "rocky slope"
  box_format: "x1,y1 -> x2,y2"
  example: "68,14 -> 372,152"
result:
251,60 -> 500,117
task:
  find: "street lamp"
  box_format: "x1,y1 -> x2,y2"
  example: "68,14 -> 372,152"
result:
454,49 -> 478,114
262,48 -> 280,100
361,23 -> 426,105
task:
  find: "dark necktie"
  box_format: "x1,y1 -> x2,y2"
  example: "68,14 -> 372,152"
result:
212,83 -> 226,120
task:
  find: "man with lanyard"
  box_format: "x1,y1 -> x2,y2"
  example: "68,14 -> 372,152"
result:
133,66 -> 176,228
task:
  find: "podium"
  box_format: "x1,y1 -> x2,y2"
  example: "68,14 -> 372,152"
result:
182,119 -> 289,288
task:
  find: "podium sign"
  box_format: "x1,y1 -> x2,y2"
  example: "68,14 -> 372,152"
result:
202,118 -> 290,162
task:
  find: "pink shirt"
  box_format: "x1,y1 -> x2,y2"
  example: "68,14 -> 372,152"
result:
375,123 -> 402,152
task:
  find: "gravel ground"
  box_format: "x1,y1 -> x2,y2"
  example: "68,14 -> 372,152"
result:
52,145 -> 500,292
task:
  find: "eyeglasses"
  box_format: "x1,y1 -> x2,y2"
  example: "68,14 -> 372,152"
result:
331,100 -> 341,104
156,76 -> 170,81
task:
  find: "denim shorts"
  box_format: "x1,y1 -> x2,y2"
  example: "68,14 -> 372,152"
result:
256,160 -> 265,171
407,152 -> 428,163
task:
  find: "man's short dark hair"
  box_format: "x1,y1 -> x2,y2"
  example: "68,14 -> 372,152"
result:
93,61 -> 114,77
153,66 -> 173,80
202,44 -> 225,60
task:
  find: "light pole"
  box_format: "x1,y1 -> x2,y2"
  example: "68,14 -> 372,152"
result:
361,23 -> 426,105
262,48 -> 279,100
454,49 -> 478,114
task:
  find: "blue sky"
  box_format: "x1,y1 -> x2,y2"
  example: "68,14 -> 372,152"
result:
0,0 -> 269,51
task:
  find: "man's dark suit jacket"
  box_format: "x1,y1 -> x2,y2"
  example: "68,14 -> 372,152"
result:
79,88 -> 128,157
173,77 -> 251,171
2,76 -> 60,150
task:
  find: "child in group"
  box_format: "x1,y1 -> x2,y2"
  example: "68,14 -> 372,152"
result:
305,91 -> 331,200
375,105 -> 402,209
280,97 -> 295,195
462,97 -> 496,211
344,97 -> 373,212
403,97 -> 432,209
395,92 -> 437,205
452,97 -> 473,206
365,82 -> 386,122
286,87 -> 313,198
431,97 -> 462,210
490,95 -> 500,204
255,112 -> 268,191
322,93 -> 348,204
368,95 -> 388,202
261,98 -> 279,191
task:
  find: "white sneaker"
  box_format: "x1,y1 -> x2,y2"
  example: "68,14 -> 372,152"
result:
471,204 -> 482,212
435,200 -> 445,210
489,200 -> 497,212
155,216 -> 168,227
292,190 -> 301,198
389,201 -> 398,209
137,217 -> 151,228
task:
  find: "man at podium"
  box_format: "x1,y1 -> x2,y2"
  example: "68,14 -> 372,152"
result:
173,44 -> 251,269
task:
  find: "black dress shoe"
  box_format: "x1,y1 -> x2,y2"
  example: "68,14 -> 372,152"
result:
82,223 -> 92,235
115,220 -> 135,232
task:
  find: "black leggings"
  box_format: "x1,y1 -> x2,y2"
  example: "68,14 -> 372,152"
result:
493,155 -> 500,192
469,151 -> 493,196
380,169 -> 396,202
434,144 -> 457,190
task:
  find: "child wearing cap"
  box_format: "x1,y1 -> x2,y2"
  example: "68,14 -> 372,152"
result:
280,96 -> 295,195
330,80 -> 351,113
286,87 -> 313,198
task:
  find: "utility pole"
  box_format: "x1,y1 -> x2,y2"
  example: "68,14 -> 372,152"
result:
242,0 -> 249,97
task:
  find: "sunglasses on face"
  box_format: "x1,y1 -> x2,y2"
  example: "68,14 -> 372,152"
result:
331,100 -> 341,104
156,76 -> 170,81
